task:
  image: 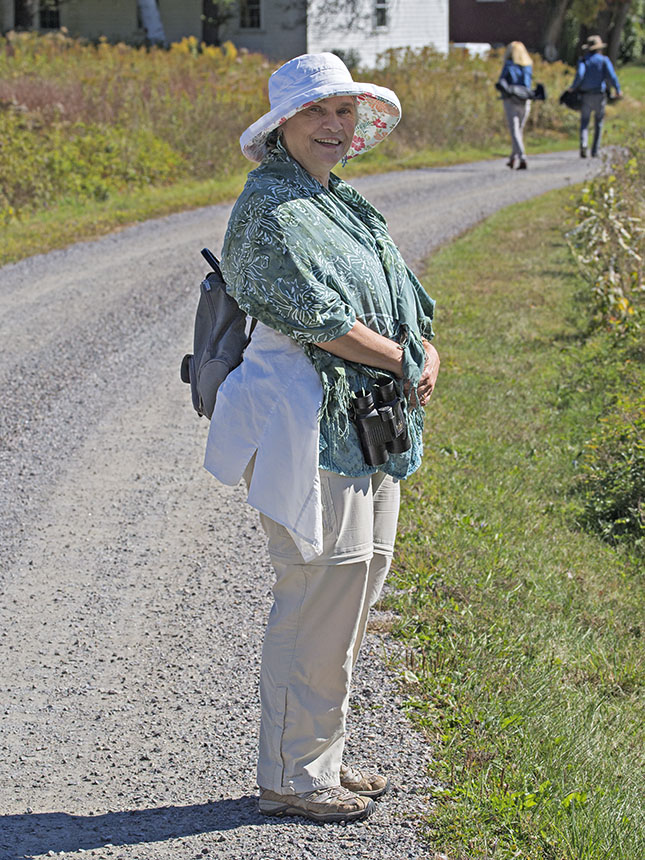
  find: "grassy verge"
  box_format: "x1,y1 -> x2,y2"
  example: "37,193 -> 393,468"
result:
0,173 -> 247,266
389,188 -> 644,859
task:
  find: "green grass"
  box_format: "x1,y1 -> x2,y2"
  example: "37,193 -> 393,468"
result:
388,188 -> 644,860
619,64 -> 645,102
0,172 -> 248,266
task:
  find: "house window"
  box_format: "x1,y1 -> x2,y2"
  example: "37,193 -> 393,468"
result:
240,0 -> 261,29
374,0 -> 388,28
39,0 -> 60,29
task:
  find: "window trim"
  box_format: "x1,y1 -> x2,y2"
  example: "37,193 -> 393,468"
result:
374,0 -> 389,30
39,0 -> 61,30
240,0 -> 262,30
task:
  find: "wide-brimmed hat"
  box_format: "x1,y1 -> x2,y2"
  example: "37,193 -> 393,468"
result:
582,35 -> 606,51
240,52 -> 401,163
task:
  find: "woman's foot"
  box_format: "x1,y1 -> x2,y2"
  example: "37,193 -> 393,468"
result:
518,159 -> 528,170
259,785 -> 375,823
506,156 -> 516,169
340,763 -> 390,799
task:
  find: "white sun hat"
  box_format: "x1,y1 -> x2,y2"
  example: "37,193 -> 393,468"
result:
240,52 -> 401,163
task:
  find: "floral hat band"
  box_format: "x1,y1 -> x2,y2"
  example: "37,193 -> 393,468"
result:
240,52 -> 401,163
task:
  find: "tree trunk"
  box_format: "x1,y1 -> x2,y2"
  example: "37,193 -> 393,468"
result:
137,0 -> 166,44
607,0 -> 632,65
202,0 -> 236,45
543,0 -> 572,61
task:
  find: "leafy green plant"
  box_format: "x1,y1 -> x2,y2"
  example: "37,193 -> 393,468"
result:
0,109 -> 185,223
576,393 -> 645,548
566,142 -> 645,336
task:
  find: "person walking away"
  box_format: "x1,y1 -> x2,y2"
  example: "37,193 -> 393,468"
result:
570,34 -> 621,158
203,53 -> 439,824
497,41 -> 533,169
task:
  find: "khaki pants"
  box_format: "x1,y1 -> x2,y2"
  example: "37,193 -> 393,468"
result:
255,469 -> 400,794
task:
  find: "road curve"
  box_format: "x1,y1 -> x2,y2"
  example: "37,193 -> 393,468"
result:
0,151 -> 601,860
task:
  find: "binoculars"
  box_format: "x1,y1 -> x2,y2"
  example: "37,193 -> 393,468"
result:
353,377 -> 411,466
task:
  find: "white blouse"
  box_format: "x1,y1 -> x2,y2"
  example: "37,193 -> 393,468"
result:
203,322 -> 324,561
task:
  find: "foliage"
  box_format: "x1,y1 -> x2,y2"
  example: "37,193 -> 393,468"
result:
371,46 -> 578,156
0,109 -> 184,225
551,0 -> 645,65
0,32 -> 579,223
0,30 -> 270,222
576,392 -> 645,546
563,137 -> 645,551
566,140 -> 645,336
618,0 -> 645,64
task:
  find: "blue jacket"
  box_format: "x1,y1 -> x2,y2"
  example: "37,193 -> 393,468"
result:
499,60 -> 532,89
572,53 -> 621,94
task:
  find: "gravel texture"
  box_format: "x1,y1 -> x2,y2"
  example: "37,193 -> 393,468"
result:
0,152 -> 602,860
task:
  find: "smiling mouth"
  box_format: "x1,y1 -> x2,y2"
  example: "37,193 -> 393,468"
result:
315,138 -> 342,147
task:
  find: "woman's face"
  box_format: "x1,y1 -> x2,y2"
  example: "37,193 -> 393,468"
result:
280,96 -> 357,186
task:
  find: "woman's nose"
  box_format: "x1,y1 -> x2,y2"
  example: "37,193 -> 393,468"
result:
323,113 -> 343,130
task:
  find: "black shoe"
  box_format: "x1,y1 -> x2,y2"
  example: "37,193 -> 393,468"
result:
580,147 -> 588,158
518,159 -> 527,170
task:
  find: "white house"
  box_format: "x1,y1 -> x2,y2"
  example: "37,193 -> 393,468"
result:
228,0 -> 449,67
2,1 -> 449,67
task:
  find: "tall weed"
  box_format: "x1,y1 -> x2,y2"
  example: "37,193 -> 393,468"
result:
576,393 -> 645,548
567,140 -> 645,336
565,139 -> 645,551
371,46 -> 578,156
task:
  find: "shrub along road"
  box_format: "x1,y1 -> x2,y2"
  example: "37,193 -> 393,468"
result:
0,151 -> 602,860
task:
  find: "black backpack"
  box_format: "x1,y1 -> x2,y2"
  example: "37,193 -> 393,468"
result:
180,248 -> 256,419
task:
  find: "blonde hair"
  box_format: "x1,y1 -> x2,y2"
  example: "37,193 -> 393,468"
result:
504,41 -> 532,67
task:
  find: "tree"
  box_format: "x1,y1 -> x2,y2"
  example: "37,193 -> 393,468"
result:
13,0 -> 37,28
537,0 -> 638,61
202,0 -> 236,45
543,0 -> 574,60
572,0 -> 633,63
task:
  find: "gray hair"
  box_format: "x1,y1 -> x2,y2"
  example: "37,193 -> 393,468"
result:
265,128 -> 282,151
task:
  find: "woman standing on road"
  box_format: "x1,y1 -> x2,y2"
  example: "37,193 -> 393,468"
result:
204,53 -> 439,824
497,41 -> 533,170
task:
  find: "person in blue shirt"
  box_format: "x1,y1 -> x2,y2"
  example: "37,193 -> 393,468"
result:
497,41 -> 533,169
570,34 -> 621,157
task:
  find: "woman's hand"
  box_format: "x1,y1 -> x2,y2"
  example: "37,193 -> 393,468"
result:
405,340 -> 439,407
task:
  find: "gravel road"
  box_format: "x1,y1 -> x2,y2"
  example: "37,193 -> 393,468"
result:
0,151 -> 601,860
